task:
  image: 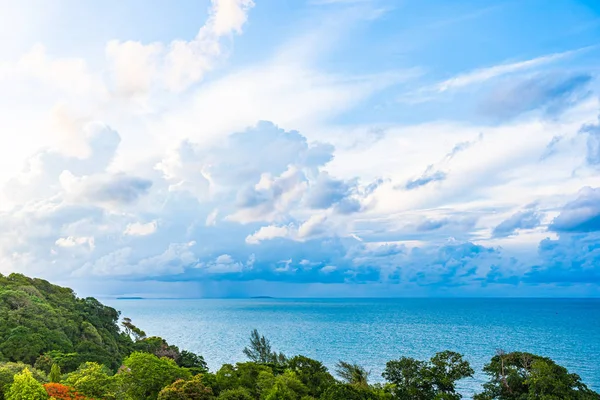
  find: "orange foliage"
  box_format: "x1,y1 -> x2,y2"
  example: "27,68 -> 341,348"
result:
43,383 -> 91,400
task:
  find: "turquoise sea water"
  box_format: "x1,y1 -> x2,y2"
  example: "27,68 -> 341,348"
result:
104,298 -> 600,398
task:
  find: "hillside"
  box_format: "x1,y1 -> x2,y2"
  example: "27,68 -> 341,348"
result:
0,273 -> 133,370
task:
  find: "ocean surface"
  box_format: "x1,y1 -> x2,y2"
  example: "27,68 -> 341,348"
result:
104,298 -> 600,398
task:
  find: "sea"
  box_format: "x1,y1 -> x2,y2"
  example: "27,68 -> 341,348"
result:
104,298 -> 600,398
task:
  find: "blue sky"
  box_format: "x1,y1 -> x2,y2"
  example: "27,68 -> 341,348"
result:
1,0 -> 600,297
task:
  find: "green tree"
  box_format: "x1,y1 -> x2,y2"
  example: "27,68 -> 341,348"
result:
135,336 -> 179,360
243,330 -> 287,365
121,317 -> 147,341
217,388 -> 253,400
335,361 -> 370,387
158,374 -> 215,399
62,362 -> 113,399
262,371 -> 309,400
0,273 -> 134,371
320,383 -> 388,400
179,350 -> 209,373
119,351 -> 192,400
474,351 -> 600,400
4,368 -> 48,400
216,362 -> 273,398
0,327 -> 45,365
286,355 -> 335,398
0,363 -> 47,400
48,365 -> 60,383
382,351 -> 473,400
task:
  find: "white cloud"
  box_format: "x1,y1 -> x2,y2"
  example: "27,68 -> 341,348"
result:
124,221 -> 158,236
206,209 -> 219,226
105,41 -> 163,97
13,44 -> 106,98
246,225 -> 291,244
55,236 -> 95,250
200,253 -> 244,273
298,214 -> 329,238
320,265 -> 337,273
435,47 -> 588,92
106,0 -> 255,95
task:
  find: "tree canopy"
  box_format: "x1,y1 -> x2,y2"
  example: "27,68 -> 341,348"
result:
473,351 -> 600,400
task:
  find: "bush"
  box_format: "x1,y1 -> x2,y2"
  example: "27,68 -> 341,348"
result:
4,368 -> 48,400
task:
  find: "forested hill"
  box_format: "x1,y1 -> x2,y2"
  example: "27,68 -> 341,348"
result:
0,273 -> 132,369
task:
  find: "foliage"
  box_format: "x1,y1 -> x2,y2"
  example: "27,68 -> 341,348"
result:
158,374 -> 215,399
335,361 -> 370,387
0,363 -> 47,400
261,370 -> 309,400
134,336 -> 208,374
4,368 -> 48,400
0,273 -> 132,371
49,365 -> 61,384
243,330 -> 287,365
215,362 -> 274,397
119,351 -> 192,400
217,388 -> 253,400
62,362 -> 113,399
383,350 -> 473,400
473,351 -> 600,400
121,317 -> 147,341
320,383 -> 390,400
286,355 -> 335,398
36,352 -> 82,374
43,383 -> 88,400
179,350 -> 209,374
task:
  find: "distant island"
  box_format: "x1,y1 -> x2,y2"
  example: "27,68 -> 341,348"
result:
116,296 -> 145,300
250,296 -> 274,299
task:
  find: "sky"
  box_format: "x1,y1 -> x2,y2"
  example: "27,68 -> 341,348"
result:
1,0 -> 600,298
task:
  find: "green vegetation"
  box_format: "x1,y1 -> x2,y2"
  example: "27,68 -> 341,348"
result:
473,351 -> 600,400
0,272 -> 599,399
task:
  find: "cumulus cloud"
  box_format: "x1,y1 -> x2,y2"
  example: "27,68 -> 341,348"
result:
0,119 -> 376,282
246,225 -> 291,244
245,214 -> 330,244
106,0 -> 254,94
155,121 -> 368,226
4,122 -> 121,205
